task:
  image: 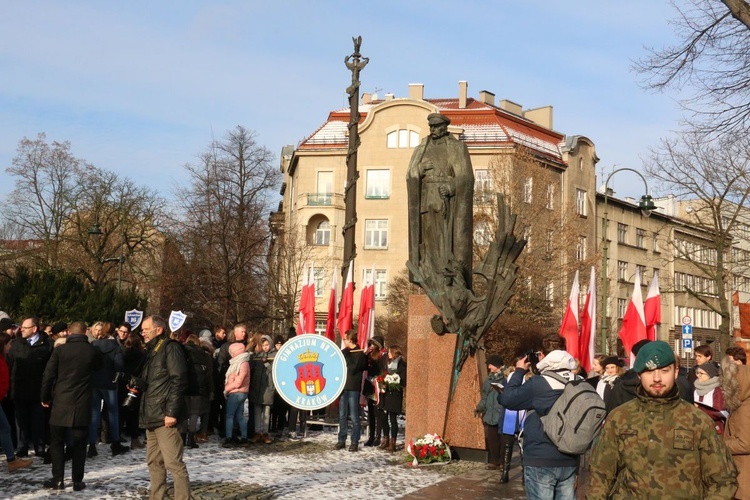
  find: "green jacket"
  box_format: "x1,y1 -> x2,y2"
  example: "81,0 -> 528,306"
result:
587,384 -> 737,499
476,370 -> 505,426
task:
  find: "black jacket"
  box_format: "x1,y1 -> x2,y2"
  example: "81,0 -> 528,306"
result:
381,357 -> 407,414
91,337 -> 124,390
342,347 -> 366,392
41,334 -> 100,427
138,334 -> 188,430
6,332 -> 53,401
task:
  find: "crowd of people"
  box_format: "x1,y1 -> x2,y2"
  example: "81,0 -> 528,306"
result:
476,333 -> 750,499
0,314 -> 409,497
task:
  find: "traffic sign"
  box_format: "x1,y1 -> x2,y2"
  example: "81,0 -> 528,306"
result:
681,324 -> 693,336
682,315 -> 692,326
682,338 -> 693,352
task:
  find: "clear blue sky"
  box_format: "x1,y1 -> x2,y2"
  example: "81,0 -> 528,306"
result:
0,1 -> 683,208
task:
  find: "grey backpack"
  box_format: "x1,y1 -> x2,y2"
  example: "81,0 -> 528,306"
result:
539,372 -> 607,455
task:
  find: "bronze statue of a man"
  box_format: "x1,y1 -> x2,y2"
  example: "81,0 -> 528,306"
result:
407,113 -> 474,288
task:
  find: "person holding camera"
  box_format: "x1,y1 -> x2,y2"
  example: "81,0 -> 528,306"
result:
137,315 -> 191,500
40,321 -> 101,491
499,335 -> 579,499
89,321 -> 130,458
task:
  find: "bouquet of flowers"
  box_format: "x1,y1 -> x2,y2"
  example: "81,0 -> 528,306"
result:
384,372 -> 402,392
406,433 -> 451,466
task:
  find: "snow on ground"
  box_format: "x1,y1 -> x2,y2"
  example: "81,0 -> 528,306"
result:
0,429 -> 447,499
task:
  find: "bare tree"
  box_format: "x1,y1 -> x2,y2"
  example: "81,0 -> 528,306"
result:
60,165 -> 165,290
646,129 -> 750,346
475,148 -> 594,328
5,133 -> 85,267
176,126 -> 280,326
266,221 -> 317,334
636,0 -> 750,136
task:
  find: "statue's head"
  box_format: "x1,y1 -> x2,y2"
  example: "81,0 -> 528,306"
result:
427,113 -> 450,139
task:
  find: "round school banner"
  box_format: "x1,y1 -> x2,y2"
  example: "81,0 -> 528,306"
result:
272,335 -> 346,410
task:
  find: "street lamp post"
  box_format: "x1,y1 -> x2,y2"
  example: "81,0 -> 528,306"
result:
600,168 -> 656,355
88,209 -> 126,293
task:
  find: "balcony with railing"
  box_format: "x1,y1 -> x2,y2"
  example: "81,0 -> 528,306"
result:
300,192 -> 345,210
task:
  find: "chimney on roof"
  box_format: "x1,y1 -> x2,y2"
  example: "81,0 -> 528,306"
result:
524,105 -> 553,129
385,93 -> 394,101
499,99 -> 523,116
478,90 -> 495,107
459,81 -> 468,109
362,92 -> 372,105
409,83 -> 424,101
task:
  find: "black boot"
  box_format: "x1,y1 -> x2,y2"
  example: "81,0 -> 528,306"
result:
186,432 -> 199,449
500,434 -> 515,484
111,442 -> 130,457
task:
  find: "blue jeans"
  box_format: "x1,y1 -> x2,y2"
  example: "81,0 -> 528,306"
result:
89,388 -> 121,445
523,466 -> 576,500
0,405 -> 16,460
337,390 -> 360,445
225,393 -> 248,440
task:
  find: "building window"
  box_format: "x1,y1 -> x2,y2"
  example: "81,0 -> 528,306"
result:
365,169 -> 390,199
386,129 -> 420,148
618,261 -> 628,281
523,178 -> 533,203
546,230 -> 553,253
617,223 -> 628,244
636,229 -> 645,248
545,282 -> 554,304
315,220 -> 331,246
636,265 -> 646,281
674,272 -> 685,291
364,220 -> 388,249
315,321 -> 326,335
314,268 -> 324,297
474,219 -> 493,247
364,268 -> 388,300
575,189 -> 587,216
653,232 -> 659,252
617,298 -> 628,319
523,227 -> 531,251
474,169 -> 493,204
576,236 -> 586,261
545,184 -> 554,210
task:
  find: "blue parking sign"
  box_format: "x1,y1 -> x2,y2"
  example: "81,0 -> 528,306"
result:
683,338 -> 693,350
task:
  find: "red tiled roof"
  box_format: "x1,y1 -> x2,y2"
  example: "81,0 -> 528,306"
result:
298,97 -> 565,163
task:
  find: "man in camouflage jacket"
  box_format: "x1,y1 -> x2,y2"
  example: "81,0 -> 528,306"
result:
587,341 -> 737,499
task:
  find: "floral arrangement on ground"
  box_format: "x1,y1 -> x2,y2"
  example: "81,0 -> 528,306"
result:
406,433 -> 451,466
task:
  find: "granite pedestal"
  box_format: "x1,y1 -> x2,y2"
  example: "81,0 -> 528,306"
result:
405,295 -> 484,452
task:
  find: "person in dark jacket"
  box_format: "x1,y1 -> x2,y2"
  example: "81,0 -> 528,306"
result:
249,334 -> 277,444
138,315 -> 191,500
182,334 -> 213,448
89,321 -> 129,457
362,335 -> 386,447
335,330 -> 366,452
380,345 -> 406,453
7,316 -> 53,457
500,343 -> 579,500
121,333 -> 146,449
0,332 -> 32,473
476,354 -> 505,469
40,321 -> 101,491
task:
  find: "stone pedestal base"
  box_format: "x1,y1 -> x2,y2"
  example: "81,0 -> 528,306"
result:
404,295 -> 484,450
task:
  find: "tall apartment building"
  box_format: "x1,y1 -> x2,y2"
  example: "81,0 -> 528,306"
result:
598,193 -> 724,359
268,81 -> 598,335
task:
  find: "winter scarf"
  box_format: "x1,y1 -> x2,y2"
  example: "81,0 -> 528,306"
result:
694,376 -> 721,396
225,352 -> 251,384
600,373 -> 619,388
388,356 -> 402,373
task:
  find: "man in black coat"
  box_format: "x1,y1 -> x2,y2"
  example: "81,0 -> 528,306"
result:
7,316 -> 53,457
139,315 -> 191,499
335,329 -> 367,452
41,321 -> 101,491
